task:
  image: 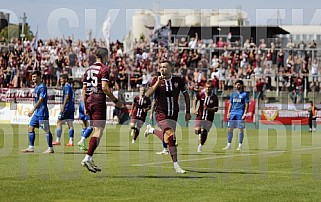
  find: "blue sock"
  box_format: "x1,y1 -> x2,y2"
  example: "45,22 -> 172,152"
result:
69,128 -> 74,139
29,131 -> 35,146
162,141 -> 168,149
46,132 -> 53,147
239,132 -> 244,144
83,126 -> 93,138
228,131 -> 233,143
81,128 -> 86,136
56,128 -> 62,138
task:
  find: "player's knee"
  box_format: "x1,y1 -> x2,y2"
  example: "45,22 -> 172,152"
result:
195,128 -> 201,135
202,129 -> 208,136
165,129 -> 175,146
28,126 -> 34,133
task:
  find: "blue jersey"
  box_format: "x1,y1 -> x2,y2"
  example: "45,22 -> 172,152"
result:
229,90 -> 249,116
62,83 -> 75,112
34,83 -> 49,117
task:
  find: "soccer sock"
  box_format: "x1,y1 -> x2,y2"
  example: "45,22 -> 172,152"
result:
228,131 -> 233,143
239,132 -> 244,144
173,162 -> 179,169
162,141 -> 168,149
133,128 -> 139,140
168,136 -> 177,162
29,131 -> 35,147
81,128 -> 86,136
56,128 -> 62,142
69,128 -> 74,143
83,126 -> 93,138
200,129 -> 208,145
87,137 -> 100,156
46,132 -> 53,147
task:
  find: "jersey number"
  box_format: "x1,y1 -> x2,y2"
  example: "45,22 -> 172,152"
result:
86,70 -> 99,87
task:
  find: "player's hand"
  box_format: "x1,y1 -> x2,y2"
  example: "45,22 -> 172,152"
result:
194,111 -> 198,115
149,114 -> 153,120
227,113 -> 230,119
185,113 -> 191,121
203,105 -> 207,110
242,114 -> 246,120
27,111 -> 33,117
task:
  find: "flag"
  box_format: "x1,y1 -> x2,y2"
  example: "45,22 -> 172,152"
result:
102,16 -> 111,52
30,31 -> 38,56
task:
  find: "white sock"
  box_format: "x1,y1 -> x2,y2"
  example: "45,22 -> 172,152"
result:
29,146 -> 34,150
56,137 -> 60,142
227,143 -> 231,147
49,147 -> 53,150
69,138 -> 73,144
238,143 -> 242,148
84,154 -> 92,161
173,162 -> 179,169
80,137 -> 86,143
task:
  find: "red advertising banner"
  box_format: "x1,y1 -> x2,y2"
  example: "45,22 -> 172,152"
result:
223,100 -> 256,123
260,110 -> 310,125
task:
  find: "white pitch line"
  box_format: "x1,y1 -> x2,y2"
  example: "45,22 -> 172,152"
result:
131,146 -> 321,167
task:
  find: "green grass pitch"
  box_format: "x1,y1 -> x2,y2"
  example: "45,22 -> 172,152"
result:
0,123 -> 321,202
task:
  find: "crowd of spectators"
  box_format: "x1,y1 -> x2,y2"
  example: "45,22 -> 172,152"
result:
0,33 -> 320,104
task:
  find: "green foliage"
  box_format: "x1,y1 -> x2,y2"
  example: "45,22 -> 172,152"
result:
0,24 -> 33,42
0,124 -> 320,201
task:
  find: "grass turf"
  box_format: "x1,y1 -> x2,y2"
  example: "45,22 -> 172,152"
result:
0,123 -> 321,202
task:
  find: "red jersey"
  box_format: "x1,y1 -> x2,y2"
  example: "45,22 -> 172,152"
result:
150,76 -> 187,117
82,62 -> 109,103
131,96 -> 151,121
196,91 -> 219,121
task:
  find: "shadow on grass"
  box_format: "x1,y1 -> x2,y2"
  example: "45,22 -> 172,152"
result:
185,169 -> 259,175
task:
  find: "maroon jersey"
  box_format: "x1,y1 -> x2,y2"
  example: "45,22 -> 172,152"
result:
150,76 -> 187,118
196,91 -> 219,121
131,96 -> 151,121
82,62 -> 109,103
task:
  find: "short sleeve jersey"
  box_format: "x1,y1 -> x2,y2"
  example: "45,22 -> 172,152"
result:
149,76 -> 187,117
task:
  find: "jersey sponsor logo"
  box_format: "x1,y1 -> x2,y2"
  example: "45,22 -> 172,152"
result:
233,98 -> 241,103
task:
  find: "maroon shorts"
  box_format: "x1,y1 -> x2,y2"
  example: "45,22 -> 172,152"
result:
130,118 -> 144,128
195,116 -> 213,132
85,101 -> 106,128
156,111 -> 178,132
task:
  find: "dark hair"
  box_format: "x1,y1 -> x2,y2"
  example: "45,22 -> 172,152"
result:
160,60 -> 172,67
32,70 -> 41,77
95,47 -> 108,59
235,79 -> 244,85
61,74 -> 69,80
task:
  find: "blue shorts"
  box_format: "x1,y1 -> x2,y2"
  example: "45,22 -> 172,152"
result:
79,102 -> 89,121
228,114 -> 245,129
58,110 -> 74,121
29,115 -> 50,130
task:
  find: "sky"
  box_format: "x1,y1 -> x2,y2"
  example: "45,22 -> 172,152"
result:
1,0 -> 320,41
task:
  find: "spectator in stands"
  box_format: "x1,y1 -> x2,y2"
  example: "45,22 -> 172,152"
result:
311,58 -> 319,88
255,78 -> 265,102
308,101 -> 318,132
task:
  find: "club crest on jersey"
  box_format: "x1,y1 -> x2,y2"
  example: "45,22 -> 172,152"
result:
174,82 -> 179,88
210,100 -> 213,104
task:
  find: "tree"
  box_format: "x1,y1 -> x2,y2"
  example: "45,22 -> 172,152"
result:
0,24 -> 33,42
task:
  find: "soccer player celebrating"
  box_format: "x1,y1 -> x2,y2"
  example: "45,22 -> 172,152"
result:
144,60 -> 191,174
21,71 -> 54,154
223,80 -> 249,151
81,47 -> 122,173
53,74 -> 75,146
129,86 -> 151,144
193,81 -> 219,152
